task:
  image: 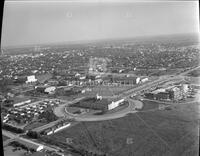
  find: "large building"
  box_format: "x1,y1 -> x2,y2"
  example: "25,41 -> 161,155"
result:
145,84 -> 189,101
71,95 -> 125,112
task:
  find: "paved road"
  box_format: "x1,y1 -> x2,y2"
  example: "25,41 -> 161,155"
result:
63,99 -> 143,121
2,130 -> 62,153
55,65 -> 200,121
2,130 -> 20,147
53,95 -> 143,121
53,97 -> 85,118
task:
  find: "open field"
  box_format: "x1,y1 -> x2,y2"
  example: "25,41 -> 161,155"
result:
24,121 -> 47,130
139,100 -> 160,111
3,145 -> 28,156
2,135 -> 10,141
185,77 -> 200,85
187,68 -> 200,77
49,100 -> 199,156
84,85 -> 133,97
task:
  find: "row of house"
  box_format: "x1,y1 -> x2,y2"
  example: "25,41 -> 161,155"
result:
3,99 -> 62,124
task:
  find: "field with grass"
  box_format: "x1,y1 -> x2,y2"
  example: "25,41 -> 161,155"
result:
87,85 -> 133,97
24,121 -> 47,130
2,135 -> 10,141
49,101 -> 199,156
3,145 -> 28,156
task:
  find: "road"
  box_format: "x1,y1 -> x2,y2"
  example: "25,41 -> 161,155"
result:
2,130 -> 62,153
63,99 -> 143,121
60,65 -> 200,121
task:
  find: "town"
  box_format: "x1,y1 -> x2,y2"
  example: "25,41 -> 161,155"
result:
1,33 -> 200,156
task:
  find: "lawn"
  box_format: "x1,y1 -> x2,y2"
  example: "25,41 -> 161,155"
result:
2,135 -> 10,141
49,101 -> 199,156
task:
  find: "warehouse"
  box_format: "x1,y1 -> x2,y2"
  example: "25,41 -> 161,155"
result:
71,95 -> 125,112
14,138 -> 44,152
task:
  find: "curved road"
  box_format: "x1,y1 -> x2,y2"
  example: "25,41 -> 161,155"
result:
54,98 -> 143,121
54,66 -> 200,121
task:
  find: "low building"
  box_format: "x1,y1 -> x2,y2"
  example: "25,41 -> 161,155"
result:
112,76 -> 140,85
26,75 -> 37,83
44,86 -> 56,94
140,77 -> 148,83
13,99 -> 31,107
108,99 -> 124,110
96,94 -> 102,100
14,138 -> 44,152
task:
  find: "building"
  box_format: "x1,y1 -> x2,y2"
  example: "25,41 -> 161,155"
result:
44,86 -> 56,94
140,77 -> 148,83
13,99 -> 31,107
42,123 -> 71,135
72,96 -> 125,112
26,75 -> 37,83
108,99 -> 124,110
112,76 -> 140,85
15,138 -> 44,152
169,87 -> 182,100
181,84 -> 189,94
96,94 -> 102,100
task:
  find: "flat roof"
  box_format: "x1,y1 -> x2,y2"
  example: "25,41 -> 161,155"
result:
14,138 -> 43,150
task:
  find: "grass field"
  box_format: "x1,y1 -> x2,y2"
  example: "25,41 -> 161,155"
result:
24,121 -> 47,130
3,145 -> 28,156
3,135 -> 10,141
49,101 -> 199,156
87,85 -> 133,97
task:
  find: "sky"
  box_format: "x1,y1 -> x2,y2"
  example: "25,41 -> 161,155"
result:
1,0 -> 199,47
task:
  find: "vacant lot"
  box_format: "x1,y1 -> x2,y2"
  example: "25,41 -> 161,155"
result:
50,101 -> 199,156
89,85 -> 133,97
2,135 -> 10,141
187,69 -> 200,77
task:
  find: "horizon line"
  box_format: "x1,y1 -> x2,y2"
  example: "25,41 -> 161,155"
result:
1,32 -> 199,49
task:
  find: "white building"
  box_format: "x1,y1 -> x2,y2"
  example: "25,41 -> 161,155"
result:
96,94 -> 102,100
80,76 -> 86,80
136,77 -> 140,84
108,99 -> 124,110
26,75 -> 37,83
13,99 -> 31,107
44,86 -> 56,94
181,84 -> 189,93
141,77 -> 148,83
